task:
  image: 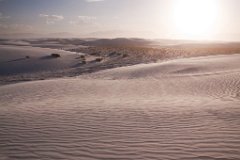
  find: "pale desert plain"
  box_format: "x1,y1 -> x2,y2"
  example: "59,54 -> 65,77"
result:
0,38 -> 240,160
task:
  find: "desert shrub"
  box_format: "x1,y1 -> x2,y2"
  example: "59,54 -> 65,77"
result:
108,52 -> 121,57
122,53 -> 128,58
95,57 -> 103,62
81,60 -> 86,64
51,53 -> 61,58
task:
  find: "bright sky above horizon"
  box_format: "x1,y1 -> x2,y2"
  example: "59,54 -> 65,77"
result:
0,0 -> 240,41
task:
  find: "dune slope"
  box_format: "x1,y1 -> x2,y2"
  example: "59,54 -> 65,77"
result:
0,54 -> 240,160
0,45 -> 81,75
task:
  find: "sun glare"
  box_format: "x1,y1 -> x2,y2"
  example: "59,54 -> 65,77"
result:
173,0 -> 218,40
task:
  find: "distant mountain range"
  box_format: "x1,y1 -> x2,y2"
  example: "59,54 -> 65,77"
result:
0,32 -> 78,39
0,30 -> 157,39
1,31 -> 239,44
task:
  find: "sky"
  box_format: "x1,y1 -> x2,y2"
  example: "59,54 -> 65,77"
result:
0,0 -> 240,41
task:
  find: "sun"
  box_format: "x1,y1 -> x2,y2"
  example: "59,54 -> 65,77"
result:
173,0 -> 218,40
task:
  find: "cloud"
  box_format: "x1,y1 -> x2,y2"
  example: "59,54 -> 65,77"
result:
85,0 -> 104,2
0,12 -> 10,20
70,16 -> 97,25
78,16 -> 96,24
0,24 -> 33,34
39,14 -> 64,24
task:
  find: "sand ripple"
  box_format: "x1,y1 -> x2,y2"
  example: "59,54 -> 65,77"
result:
0,54 -> 240,160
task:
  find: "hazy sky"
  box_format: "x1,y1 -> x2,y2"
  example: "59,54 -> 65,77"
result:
0,0 -> 239,41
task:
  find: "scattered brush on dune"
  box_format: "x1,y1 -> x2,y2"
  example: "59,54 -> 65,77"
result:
74,43 -> 240,63
1,39 -> 240,85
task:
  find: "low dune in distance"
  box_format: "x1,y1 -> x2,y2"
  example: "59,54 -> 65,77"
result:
0,45 -> 80,75
1,38 -> 240,85
0,52 -> 240,159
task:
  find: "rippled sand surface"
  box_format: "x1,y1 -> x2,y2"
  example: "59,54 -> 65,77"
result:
0,54 -> 240,160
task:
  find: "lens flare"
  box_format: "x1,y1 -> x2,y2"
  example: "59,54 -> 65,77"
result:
173,0 -> 218,40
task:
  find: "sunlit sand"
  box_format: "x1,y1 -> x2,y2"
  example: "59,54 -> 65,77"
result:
1,41 -> 240,159
0,0 -> 240,159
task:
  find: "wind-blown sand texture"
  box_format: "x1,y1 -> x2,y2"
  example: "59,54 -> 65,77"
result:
1,39 -> 240,85
0,54 -> 240,160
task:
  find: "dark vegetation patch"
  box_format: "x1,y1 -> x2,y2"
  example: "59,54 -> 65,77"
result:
51,53 -> 61,58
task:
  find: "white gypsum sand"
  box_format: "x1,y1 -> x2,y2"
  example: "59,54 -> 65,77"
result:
0,54 -> 240,159
0,45 -> 81,76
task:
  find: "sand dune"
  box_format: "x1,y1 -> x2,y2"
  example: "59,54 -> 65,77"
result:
0,54 -> 240,159
88,54 -> 240,79
0,45 -> 88,85
0,45 -> 81,75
